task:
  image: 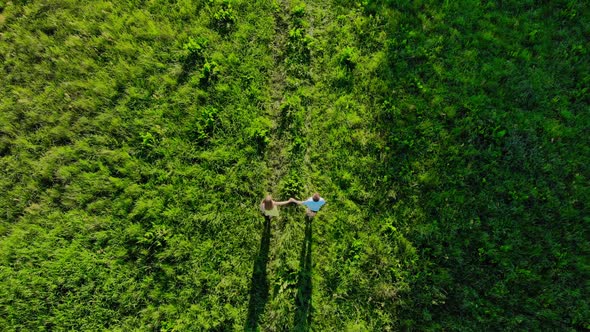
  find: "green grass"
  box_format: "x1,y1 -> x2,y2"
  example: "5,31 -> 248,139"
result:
0,0 -> 588,330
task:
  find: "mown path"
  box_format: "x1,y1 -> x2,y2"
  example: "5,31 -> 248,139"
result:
246,0 -> 329,330
246,0 -> 297,331
265,0 -> 290,193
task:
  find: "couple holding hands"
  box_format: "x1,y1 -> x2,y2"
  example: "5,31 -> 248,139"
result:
260,193 -> 326,219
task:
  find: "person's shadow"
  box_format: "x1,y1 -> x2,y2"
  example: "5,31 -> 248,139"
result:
245,217 -> 272,331
293,217 -> 313,331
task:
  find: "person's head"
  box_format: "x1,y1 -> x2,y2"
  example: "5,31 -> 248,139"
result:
264,195 -> 274,210
312,193 -> 320,202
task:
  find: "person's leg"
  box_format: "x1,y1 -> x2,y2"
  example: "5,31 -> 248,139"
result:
305,208 -> 316,218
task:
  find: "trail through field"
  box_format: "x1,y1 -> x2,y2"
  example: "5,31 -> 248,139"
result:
246,1 -> 293,331
246,0 -> 332,330
264,0 -> 290,194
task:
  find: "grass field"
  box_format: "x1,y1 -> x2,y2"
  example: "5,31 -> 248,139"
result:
0,0 -> 588,330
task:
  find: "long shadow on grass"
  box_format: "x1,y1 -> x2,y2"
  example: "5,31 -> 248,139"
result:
293,217 -> 312,331
245,217 -> 272,331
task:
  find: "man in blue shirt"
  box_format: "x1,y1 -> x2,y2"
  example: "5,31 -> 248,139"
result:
291,193 -> 326,218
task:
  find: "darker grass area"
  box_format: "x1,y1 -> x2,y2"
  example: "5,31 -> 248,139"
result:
363,1 -> 590,330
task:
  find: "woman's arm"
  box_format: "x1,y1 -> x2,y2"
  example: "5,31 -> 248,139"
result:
289,198 -> 303,204
273,199 -> 291,206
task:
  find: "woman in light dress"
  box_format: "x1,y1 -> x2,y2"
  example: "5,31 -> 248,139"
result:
259,195 -> 291,219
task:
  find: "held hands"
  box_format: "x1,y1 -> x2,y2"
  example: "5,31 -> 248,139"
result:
274,198 -> 299,206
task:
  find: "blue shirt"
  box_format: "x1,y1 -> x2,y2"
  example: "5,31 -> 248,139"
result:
302,197 -> 326,212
